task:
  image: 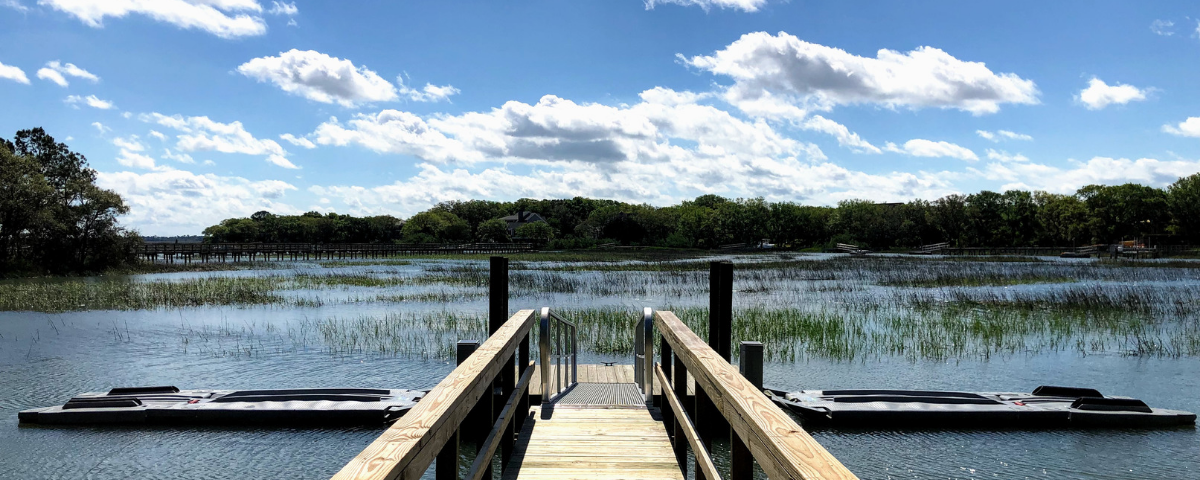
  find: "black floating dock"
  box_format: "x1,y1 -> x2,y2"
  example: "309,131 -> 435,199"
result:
767,385 -> 1196,429
19,386 -> 425,426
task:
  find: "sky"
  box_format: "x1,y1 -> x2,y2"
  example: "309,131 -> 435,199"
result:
3,1 -> 1200,235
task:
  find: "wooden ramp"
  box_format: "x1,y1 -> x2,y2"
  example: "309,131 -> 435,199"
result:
502,384 -> 683,480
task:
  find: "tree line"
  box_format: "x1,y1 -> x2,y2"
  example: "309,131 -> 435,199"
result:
1,129 -> 139,274
204,174 -> 1200,250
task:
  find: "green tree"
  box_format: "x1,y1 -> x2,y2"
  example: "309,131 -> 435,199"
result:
476,218 -> 511,243
1167,173 -> 1200,242
515,221 -> 554,244
402,210 -> 470,243
1,129 -> 138,273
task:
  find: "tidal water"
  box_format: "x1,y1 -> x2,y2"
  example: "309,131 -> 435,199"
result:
0,256 -> 1196,479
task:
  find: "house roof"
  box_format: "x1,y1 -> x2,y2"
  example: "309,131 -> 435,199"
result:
501,211 -> 544,223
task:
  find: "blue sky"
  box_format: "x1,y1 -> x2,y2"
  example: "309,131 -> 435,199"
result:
3,0 -> 1200,235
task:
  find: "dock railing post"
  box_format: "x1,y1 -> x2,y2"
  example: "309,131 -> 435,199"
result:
731,341 -> 763,480
442,340 -> 480,480
671,353 -> 688,474
539,308 -> 552,403
489,256 -> 513,472
643,307 -> 654,406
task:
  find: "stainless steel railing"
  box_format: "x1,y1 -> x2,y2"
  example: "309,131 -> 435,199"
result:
539,307 -> 577,402
633,307 -> 654,405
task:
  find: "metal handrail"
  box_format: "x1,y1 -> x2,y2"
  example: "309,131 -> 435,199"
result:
539,307 -> 578,402
633,307 -> 654,405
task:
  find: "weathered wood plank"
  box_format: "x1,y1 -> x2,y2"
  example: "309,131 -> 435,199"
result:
331,310 -> 536,480
655,311 -> 858,480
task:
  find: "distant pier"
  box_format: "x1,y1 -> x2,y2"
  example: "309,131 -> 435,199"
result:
134,242 -> 535,263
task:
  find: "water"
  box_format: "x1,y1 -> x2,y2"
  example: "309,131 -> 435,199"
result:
0,256 -> 1197,479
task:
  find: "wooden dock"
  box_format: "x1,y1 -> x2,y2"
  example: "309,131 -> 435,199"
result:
528,364 -> 694,397
331,260 -> 857,480
503,403 -> 683,480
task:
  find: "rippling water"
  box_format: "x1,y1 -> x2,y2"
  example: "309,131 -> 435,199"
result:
1,256 -> 1197,479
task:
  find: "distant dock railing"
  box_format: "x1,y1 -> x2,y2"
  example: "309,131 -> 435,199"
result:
134,242 -> 534,263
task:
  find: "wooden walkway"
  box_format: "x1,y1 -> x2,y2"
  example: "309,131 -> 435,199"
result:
502,397 -> 683,480
528,364 -> 694,396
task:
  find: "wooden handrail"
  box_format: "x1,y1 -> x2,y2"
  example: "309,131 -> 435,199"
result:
654,311 -> 858,480
465,360 -> 537,480
332,309 -> 537,480
655,363 -> 721,480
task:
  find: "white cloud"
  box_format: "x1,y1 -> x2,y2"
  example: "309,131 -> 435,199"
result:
0,61 -> 29,84
800,115 -> 880,154
279,133 -> 315,148
639,87 -> 711,106
162,149 -> 195,164
985,149 -> 1028,163
237,49 -> 398,107
35,60 -> 99,87
91,122 -> 110,133
1163,117 -> 1200,138
2,0 -> 29,12
397,79 -> 459,103
1151,20 -> 1174,36
140,112 -> 300,169
149,130 -> 167,141
683,32 -> 1039,116
111,135 -> 165,170
64,94 -> 115,109
978,156 -> 1200,194
643,0 -> 766,12
885,139 -> 978,161
308,89 -> 960,214
39,0 -> 267,39
1078,78 -> 1148,110
976,129 -> 1032,142
96,169 -> 299,234
266,1 -> 295,15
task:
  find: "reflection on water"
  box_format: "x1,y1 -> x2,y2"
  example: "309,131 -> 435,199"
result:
0,255 -> 1197,479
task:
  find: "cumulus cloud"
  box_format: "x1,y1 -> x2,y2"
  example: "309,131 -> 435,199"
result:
643,0 -> 767,12
800,115 -> 880,153
985,149 -> 1028,163
266,1 -> 295,15
111,135 -> 165,170
64,94 -> 115,109
237,49 -> 398,107
397,79 -> 459,103
0,61 -> 29,84
1163,117 -> 1200,138
307,88 -> 959,214
683,32 -> 1039,117
96,169 -> 298,234
91,121 -> 110,133
1151,20 -> 1175,36
39,0 -> 268,38
885,139 -> 978,161
140,112 -> 300,169
149,130 -> 167,141
35,60 -> 99,87
161,149 -> 195,164
1078,78 -> 1148,110
978,156 -> 1200,193
279,133 -> 315,148
976,129 -> 1032,142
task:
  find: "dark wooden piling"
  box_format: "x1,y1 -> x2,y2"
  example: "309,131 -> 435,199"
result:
732,341 -> 763,480
489,256 -> 513,472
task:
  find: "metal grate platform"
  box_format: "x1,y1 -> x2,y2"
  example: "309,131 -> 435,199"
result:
552,383 -> 645,407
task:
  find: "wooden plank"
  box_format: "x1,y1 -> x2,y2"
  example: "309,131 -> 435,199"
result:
655,311 -> 858,480
503,405 -> 683,480
332,310 -> 536,480
655,363 -> 721,480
